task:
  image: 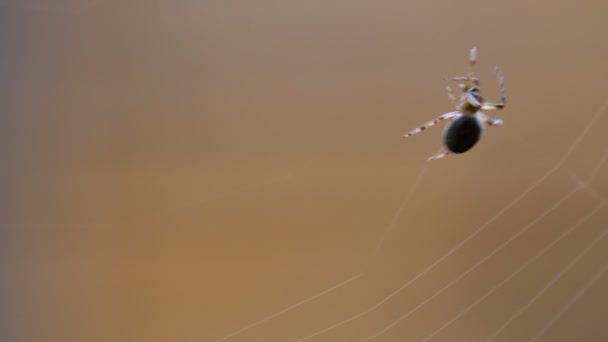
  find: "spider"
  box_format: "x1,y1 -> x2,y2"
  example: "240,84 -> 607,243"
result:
403,47 -> 507,161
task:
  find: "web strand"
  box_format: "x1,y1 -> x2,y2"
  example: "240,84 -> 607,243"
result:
214,275 -> 362,342
297,183 -> 578,341
420,202 -> 606,342
528,262 -> 608,342
587,148 -> 608,183
484,226 -> 608,341
361,162 -> 430,272
360,185 -> 582,341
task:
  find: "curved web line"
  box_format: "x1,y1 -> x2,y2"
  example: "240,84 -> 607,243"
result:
214,162 -> 430,342
360,161 -> 431,272
296,97 -> 608,341
484,227 -> 608,341
587,148 -> 608,183
420,202 -> 605,342
360,185 -> 582,341
213,274 -> 362,342
528,262 -> 608,342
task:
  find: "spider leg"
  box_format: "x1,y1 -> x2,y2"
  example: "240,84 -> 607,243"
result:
468,47 -> 478,79
460,47 -> 482,92
494,65 -> 507,104
402,111 -> 461,138
481,102 -> 505,111
427,149 -> 449,161
446,76 -> 480,86
486,117 -> 504,126
477,112 -> 504,126
481,65 -> 507,110
444,78 -> 458,108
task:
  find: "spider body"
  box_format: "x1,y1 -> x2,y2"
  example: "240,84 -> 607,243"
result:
402,47 -> 507,161
443,114 -> 483,154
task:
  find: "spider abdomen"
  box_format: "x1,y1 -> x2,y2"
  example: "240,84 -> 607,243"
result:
443,115 -> 483,153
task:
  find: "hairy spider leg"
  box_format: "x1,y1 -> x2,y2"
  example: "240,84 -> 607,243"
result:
481,65 -> 507,110
402,111 -> 461,138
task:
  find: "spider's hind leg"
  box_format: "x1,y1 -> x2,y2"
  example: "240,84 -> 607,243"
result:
427,149 -> 449,161
402,111 -> 460,138
477,112 -> 504,126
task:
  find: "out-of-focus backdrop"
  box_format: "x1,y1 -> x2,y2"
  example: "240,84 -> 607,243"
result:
1,0 -> 608,341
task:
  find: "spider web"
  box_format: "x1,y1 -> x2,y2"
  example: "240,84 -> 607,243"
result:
212,97 -> 608,342
2,2 -> 608,342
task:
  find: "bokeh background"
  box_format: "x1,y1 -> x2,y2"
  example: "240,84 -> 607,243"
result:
1,0 -> 608,341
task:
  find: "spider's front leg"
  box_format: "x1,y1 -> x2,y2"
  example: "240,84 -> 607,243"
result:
402,111 -> 460,138
481,102 -> 505,111
468,47 -> 478,76
481,66 -> 507,111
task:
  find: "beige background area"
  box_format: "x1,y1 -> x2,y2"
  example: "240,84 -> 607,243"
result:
1,0 -> 608,341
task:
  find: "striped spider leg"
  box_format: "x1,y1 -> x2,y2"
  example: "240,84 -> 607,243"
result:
480,65 -> 507,111
402,111 -> 461,138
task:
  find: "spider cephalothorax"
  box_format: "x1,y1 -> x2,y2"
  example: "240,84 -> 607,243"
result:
461,87 -> 484,114
403,47 -> 507,161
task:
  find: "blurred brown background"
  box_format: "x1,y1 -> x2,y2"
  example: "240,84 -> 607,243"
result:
1,0 -> 608,341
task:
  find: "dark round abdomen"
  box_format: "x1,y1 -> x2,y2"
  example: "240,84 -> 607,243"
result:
444,116 -> 482,154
